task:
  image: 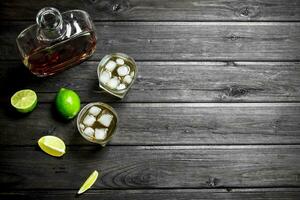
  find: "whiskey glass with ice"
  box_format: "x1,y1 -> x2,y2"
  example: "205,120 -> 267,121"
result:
77,102 -> 118,146
97,53 -> 138,98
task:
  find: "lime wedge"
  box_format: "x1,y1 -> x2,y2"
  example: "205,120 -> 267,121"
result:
38,136 -> 66,157
10,89 -> 37,113
78,170 -> 99,194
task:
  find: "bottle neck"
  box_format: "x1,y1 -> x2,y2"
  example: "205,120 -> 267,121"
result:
36,7 -> 66,42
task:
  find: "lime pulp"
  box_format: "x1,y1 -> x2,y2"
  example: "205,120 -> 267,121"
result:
10,89 -> 37,113
78,170 -> 99,194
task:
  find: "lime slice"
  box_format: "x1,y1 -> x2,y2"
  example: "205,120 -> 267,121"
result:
38,135 -> 66,157
78,170 -> 99,194
10,89 -> 37,113
55,88 -> 81,119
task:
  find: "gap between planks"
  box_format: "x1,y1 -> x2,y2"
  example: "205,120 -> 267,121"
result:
24,102 -> 300,107
2,145 -> 300,150
2,21 -> 300,25
2,187 -> 300,191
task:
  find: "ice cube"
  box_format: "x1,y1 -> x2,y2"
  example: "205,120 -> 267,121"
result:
100,71 -> 111,84
89,106 -> 102,117
98,113 -> 113,127
116,58 -> 125,65
83,114 -> 96,126
83,127 -> 94,137
95,128 -> 108,140
130,71 -> 135,77
107,77 -> 120,89
117,65 -> 130,76
79,123 -> 85,130
123,75 -> 132,84
117,83 -> 126,90
105,60 -> 117,71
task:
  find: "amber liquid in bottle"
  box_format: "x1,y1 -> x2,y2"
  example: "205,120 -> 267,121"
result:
16,8 -> 97,77
24,32 -> 96,76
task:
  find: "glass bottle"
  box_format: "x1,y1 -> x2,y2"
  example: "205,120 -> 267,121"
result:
16,7 -> 97,77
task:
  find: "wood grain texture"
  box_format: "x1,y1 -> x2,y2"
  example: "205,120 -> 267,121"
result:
1,103 -> 300,145
1,189 -> 300,200
1,0 -> 300,21
1,61 -> 300,103
1,0 -> 300,198
1,146 -> 300,189
1,22 -> 300,61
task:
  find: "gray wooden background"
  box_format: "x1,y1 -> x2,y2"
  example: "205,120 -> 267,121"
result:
0,0 -> 300,199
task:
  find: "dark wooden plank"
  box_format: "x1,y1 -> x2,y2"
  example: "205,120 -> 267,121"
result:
1,61 -> 300,103
1,103 -> 300,145
1,0 -> 300,21
1,188 -> 300,200
1,145 -> 300,189
1,22 -> 300,61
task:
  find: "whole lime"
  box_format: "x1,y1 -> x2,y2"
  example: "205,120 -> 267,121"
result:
55,88 -> 81,119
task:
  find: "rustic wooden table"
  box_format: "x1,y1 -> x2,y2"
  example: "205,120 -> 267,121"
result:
1,0 -> 300,199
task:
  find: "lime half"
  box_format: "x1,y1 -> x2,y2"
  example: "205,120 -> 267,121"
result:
78,170 -> 99,194
10,89 -> 37,113
38,135 -> 66,157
